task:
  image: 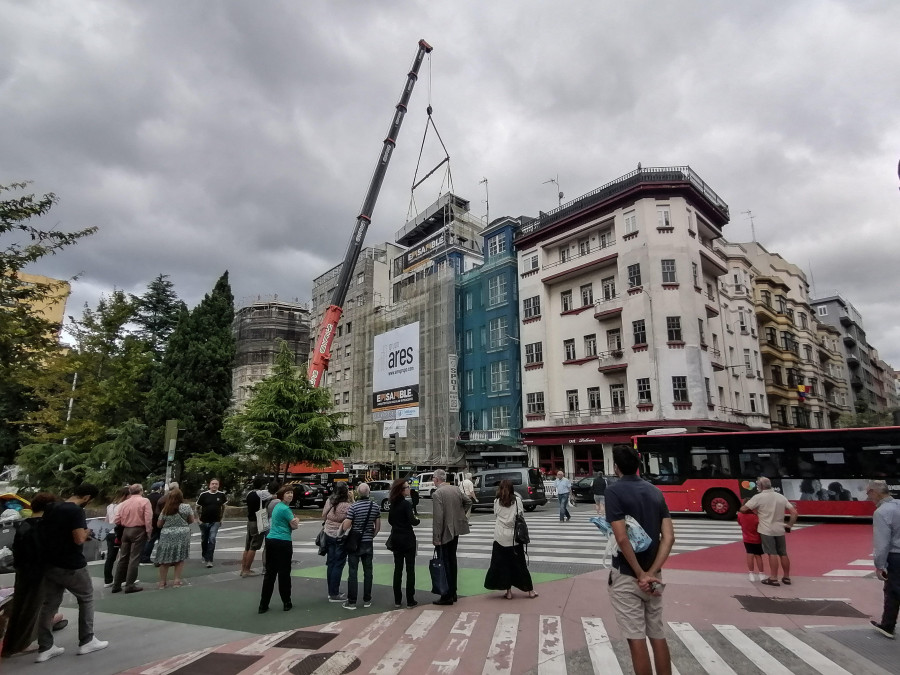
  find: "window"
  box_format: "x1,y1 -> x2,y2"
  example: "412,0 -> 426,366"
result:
490,361 -> 510,392
465,330 -> 473,351
698,318 -> 706,345
561,290 -> 573,312
771,366 -> 783,386
809,378 -> 818,396
525,342 -> 543,364
817,305 -> 827,316
666,316 -> 682,341
488,234 -> 506,257
466,411 -> 477,430
692,262 -> 699,287
624,210 -> 637,234
580,283 -> 593,306
786,308 -> 795,324
481,327 -> 487,347
607,328 -> 622,350
344,368 -> 350,381
749,393 -> 757,413
672,376 -> 689,402
334,394 -> 340,406
523,296 -> 541,319
342,391 -> 350,404
705,378 -> 712,405
610,384 -> 625,412
465,293 -> 473,311
637,378 -> 652,404
489,317 -> 509,349
776,296 -> 787,314
661,259 -> 677,283
564,339 -> 576,361
627,263 -> 642,288
345,345 -> 351,358
566,390 -> 579,412
357,272 -> 365,285
527,254 -> 539,271
744,348 -> 752,373
787,368 -> 799,387
491,406 -> 510,429
633,319 -> 646,345
777,405 -> 788,426
601,276 -> 616,300
761,290 -> 772,307
765,326 -> 777,344
526,392 -> 545,415
346,321 -> 352,334
337,325 -> 343,337
804,344 -> 813,362
584,334 -> 597,357
578,238 -> 590,256
799,312 -> 808,329
465,370 -> 474,393
657,206 -> 671,228
598,229 -> 612,248
738,308 -> 747,332
558,246 -> 570,263
488,275 -> 508,306
588,387 -> 602,410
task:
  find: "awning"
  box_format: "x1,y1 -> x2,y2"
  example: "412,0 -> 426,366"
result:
286,460 -> 345,474
478,451 -> 527,457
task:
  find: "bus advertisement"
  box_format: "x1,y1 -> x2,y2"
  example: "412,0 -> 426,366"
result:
634,426 -> 900,520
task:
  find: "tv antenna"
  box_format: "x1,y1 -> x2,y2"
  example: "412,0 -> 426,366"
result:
543,175 -> 564,207
742,210 -> 757,241
479,177 -> 489,225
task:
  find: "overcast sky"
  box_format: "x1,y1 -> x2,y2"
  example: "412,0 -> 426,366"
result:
3,1 -> 899,367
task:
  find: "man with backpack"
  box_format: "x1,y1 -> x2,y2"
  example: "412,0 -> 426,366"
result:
605,446 -> 675,675
241,477 -> 271,577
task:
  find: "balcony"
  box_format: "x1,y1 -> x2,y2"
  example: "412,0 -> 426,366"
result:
850,376 -> 864,390
542,251 -> 618,285
847,352 -> 860,368
709,347 -> 725,371
594,294 -> 624,320
843,333 -> 856,347
548,407 -> 631,426
468,429 -> 515,442
699,243 -> 728,276
597,349 -> 627,373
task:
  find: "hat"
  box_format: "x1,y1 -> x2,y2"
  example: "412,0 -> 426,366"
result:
151,481 -> 165,491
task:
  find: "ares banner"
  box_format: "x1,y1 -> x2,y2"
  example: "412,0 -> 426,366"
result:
372,322 -> 420,417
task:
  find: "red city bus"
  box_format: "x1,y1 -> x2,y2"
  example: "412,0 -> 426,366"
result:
634,426 -> 900,519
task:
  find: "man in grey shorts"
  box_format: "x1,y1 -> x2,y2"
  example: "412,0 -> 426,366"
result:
740,476 -> 798,586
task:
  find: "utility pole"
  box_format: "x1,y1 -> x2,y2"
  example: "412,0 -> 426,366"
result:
479,177 -> 489,225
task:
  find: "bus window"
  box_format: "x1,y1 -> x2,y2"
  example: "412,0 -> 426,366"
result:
796,448 -> 847,479
739,449 -> 784,478
644,453 -> 679,482
690,447 -> 731,478
859,445 -> 900,478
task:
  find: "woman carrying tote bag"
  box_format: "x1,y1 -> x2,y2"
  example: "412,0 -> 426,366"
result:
322,483 -> 352,602
484,479 -> 538,599
387,478 -> 420,609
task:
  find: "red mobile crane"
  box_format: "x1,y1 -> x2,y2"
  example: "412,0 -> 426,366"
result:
308,39 -> 433,387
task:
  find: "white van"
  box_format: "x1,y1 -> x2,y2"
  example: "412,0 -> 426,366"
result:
414,471 -> 462,498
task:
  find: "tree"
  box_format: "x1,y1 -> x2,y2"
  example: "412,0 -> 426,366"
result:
132,274 -> 186,360
145,272 -> 235,465
0,182 -> 96,463
225,341 -> 353,480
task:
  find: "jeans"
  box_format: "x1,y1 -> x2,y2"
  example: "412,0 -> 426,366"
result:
38,567 -> 94,650
325,533 -> 347,598
141,528 -> 161,563
259,538 -> 292,609
881,552 -> 900,630
199,521 -> 221,562
393,549 -> 416,605
347,542 -> 374,604
114,526 -> 147,589
558,494 -> 571,521
436,536 -> 459,600
104,532 -> 121,584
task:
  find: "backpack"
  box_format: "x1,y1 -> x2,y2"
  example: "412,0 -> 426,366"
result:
12,518 -> 44,571
590,515 -> 652,568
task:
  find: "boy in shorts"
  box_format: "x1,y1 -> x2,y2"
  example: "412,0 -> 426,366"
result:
737,501 -> 765,581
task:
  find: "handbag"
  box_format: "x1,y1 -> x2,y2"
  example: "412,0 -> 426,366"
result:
514,501 -> 530,545
429,547 -> 449,596
315,503 -> 333,556
254,492 -> 270,534
344,501 -> 375,554
385,533 -> 395,551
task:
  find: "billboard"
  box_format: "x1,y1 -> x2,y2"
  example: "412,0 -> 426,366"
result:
401,232 -> 447,272
372,322 -> 420,418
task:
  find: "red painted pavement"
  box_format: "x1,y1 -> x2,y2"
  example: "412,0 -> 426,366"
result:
666,523 -> 874,576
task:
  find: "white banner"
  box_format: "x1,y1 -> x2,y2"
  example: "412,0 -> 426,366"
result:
383,419 -> 409,438
372,322 -> 420,416
448,354 -> 459,413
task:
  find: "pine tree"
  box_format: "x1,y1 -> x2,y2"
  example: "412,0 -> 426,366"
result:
132,274 -> 186,359
224,340 -> 353,478
145,272 -> 235,465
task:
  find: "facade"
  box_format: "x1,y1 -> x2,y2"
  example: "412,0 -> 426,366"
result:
310,193 -> 485,475
16,271 -> 70,334
232,298 -> 311,408
809,295 -> 889,413
515,166 -> 768,479
736,243 -> 849,429
456,216 -> 525,470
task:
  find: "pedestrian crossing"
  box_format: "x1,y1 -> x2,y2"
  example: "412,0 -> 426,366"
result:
136,610 -> 864,675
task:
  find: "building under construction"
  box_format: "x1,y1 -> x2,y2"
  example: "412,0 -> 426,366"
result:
310,193 -> 485,476
232,298 -> 311,408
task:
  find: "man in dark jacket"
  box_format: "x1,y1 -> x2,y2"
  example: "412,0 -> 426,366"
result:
592,473 -> 607,516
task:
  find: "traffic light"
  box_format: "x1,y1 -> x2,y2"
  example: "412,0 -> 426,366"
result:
388,433 -> 398,452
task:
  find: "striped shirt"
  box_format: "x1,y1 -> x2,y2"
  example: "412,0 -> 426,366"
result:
346,499 -> 379,543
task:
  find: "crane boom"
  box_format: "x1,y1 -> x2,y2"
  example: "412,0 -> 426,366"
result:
308,39 -> 433,387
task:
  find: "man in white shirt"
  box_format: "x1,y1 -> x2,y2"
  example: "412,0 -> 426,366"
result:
740,476 -> 797,586
459,473 -> 475,517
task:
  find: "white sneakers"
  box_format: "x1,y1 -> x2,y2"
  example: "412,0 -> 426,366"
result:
78,637 -> 110,655
35,645 -> 65,663
748,572 -> 757,582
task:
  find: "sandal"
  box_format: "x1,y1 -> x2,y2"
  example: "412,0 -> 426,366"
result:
173,580 -> 188,587
781,577 -> 792,585
528,592 -> 539,599
760,578 -> 781,586
157,582 -> 167,590
503,591 -> 513,599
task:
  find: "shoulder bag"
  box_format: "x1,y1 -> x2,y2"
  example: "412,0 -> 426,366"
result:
255,492 -> 270,534
315,503 -> 333,556
344,501 -> 375,554
514,499 -> 530,545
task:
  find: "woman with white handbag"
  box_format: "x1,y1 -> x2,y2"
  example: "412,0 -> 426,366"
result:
322,483 -> 352,603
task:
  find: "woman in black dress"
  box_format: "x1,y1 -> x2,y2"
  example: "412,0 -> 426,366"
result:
387,478 -> 419,608
484,479 -> 537,599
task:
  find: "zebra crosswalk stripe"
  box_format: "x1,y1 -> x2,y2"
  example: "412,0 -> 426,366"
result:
581,617 -> 624,675
713,624 -> 793,675
760,627 -> 853,675
427,612 -> 479,675
537,615 -> 566,675
668,622 -> 738,675
371,609 -> 442,674
482,613 -> 519,675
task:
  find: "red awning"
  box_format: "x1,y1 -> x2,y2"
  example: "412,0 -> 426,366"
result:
285,460 -> 345,474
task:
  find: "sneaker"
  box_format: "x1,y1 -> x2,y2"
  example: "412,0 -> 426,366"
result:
394,603 -> 403,609
363,600 -> 372,608
407,600 -> 419,609
103,582 -> 113,588
206,562 -> 214,569
35,645 -> 65,663
342,601 -> 357,610
124,586 -> 143,594
871,620 -> 895,639
748,572 -> 757,582
78,637 -> 109,655
328,594 -> 347,603
139,561 -> 154,566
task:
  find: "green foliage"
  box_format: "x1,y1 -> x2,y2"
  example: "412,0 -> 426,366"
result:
145,272 -> 235,465
225,341 -> 353,477
0,182 -> 96,463
78,418 -> 153,496
132,274 -> 186,360
183,451 -> 261,499
15,442 -> 86,494
836,407 -> 894,429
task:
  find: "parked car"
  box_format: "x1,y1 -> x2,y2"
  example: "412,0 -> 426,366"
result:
415,471 -> 463,498
365,480 -> 393,511
287,483 -> 326,509
571,474 -> 618,503
470,467 -> 547,512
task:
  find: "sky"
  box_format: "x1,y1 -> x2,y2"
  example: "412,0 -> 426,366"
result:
3,1 -> 899,366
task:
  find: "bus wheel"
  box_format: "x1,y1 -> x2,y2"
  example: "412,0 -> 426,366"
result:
703,490 -> 738,520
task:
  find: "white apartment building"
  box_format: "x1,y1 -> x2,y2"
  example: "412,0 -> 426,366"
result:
515,167 -> 770,478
